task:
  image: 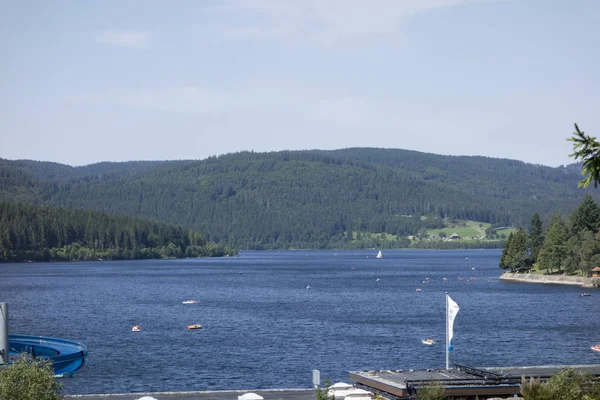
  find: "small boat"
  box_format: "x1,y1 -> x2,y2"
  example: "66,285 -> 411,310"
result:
187,324 -> 203,330
422,338 -> 435,345
416,288 -> 422,292
376,278 -> 380,282
591,345 -> 600,352
132,325 -> 141,332
376,250 -> 383,259
580,293 -> 591,297
182,300 -> 199,304
306,285 -> 311,289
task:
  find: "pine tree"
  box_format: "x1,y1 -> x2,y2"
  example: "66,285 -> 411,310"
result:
568,194 -> 600,234
568,123 -> 600,188
528,213 -> 544,264
499,232 -> 512,270
538,214 -> 568,274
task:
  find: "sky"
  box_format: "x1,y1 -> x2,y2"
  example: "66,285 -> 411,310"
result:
0,0 -> 598,167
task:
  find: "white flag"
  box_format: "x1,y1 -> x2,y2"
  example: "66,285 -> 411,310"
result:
447,295 -> 460,351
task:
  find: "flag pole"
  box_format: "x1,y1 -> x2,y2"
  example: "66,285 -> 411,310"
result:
445,292 -> 449,370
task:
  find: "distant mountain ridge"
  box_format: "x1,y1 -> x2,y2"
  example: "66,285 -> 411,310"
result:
0,148 -> 593,250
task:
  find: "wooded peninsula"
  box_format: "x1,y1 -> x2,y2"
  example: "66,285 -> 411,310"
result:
499,194 -> 600,278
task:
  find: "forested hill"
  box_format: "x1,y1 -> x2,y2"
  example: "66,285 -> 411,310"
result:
0,148 -> 595,250
0,201 -> 236,262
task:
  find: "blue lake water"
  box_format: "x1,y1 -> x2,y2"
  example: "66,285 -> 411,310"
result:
1,249 -> 599,395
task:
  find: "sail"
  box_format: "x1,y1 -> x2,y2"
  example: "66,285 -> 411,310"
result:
376,250 -> 383,259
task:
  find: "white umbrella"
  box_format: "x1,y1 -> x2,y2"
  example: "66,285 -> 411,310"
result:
238,393 -> 264,400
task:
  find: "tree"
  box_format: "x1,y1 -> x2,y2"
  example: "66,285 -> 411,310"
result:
566,230 -> 600,277
0,354 -> 63,400
568,194 -> 600,234
438,232 -> 447,239
499,232 -> 513,270
528,213 -> 544,264
568,123 -> 600,188
499,229 -> 529,271
538,214 -> 568,274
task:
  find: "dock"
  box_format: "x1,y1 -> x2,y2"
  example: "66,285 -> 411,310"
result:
62,364 -> 600,400
350,364 -> 600,399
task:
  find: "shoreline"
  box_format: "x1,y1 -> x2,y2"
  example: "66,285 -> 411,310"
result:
499,272 -> 597,288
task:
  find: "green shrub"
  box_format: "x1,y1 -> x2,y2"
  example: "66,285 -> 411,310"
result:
0,354 -> 63,400
417,380 -> 445,400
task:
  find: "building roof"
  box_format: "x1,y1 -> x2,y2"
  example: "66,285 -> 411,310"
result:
592,266 -> 600,272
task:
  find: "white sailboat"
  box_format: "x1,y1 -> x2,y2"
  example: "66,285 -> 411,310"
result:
376,250 -> 383,259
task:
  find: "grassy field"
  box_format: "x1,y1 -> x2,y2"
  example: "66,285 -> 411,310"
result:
348,219 -> 516,243
426,220 -> 516,240
426,220 -> 488,239
496,226 -> 517,236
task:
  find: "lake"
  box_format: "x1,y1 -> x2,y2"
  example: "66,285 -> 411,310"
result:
1,249 -> 599,395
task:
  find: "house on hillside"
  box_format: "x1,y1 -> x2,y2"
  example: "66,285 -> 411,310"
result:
592,266 -> 600,278
448,233 -> 461,240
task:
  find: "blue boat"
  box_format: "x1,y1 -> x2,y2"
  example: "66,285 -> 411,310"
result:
8,334 -> 87,376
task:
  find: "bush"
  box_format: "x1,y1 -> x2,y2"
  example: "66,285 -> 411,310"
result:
0,353 -> 63,400
417,380 -> 445,400
520,368 -> 600,400
520,376 -> 551,400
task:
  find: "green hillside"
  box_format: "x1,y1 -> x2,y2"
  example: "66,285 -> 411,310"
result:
0,148 -> 594,250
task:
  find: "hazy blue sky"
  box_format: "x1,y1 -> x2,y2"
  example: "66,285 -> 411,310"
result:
1,0 -> 598,167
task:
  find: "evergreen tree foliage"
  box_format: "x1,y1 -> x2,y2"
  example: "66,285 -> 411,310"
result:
0,201 -> 236,262
499,232 -> 512,270
500,229 -> 529,272
568,194 -> 600,234
509,196 -> 600,276
1,148 -> 597,250
528,213 -> 544,264
537,214 -> 568,274
568,123 -> 600,188
566,230 -> 600,277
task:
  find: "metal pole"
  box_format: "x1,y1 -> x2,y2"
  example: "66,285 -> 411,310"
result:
445,293 -> 449,370
0,302 -> 8,364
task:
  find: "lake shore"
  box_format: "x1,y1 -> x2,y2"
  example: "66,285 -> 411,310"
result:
499,272 -> 597,288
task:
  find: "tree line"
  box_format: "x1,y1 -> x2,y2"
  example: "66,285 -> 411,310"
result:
1,147 -> 597,250
0,201 -> 237,262
499,194 -> 600,276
